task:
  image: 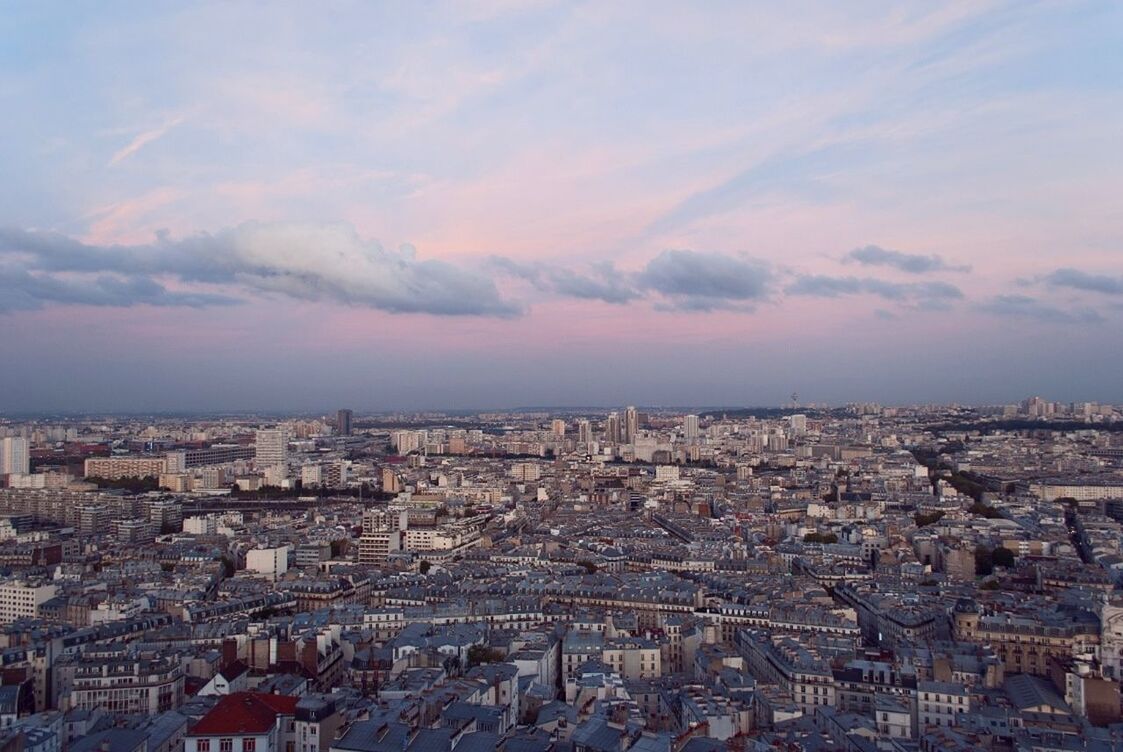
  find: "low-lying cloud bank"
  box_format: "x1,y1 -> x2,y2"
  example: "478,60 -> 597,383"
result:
0,224 -> 1112,326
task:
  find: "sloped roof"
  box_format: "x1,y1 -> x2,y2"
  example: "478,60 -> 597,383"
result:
189,693 -> 299,736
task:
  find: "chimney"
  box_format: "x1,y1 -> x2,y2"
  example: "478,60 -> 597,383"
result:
222,638 -> 238,668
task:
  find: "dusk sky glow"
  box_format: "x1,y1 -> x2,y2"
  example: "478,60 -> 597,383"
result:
2,2 -> 1122,412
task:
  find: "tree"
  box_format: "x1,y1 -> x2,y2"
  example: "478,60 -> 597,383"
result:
467,645 -> 505,668
419,560 -> 432,575
974,545 -> 993,576
969,501 -> 1002,519
577,560 -> 598,574
992,547 -> 1016,569
88,475 -> 159,493
803,532 -> 839,544
973,545 -> 1015,576
914,511 -> 945,528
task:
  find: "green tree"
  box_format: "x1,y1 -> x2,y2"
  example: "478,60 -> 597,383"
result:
467,645 -> 505,668
914,511 -> 945,528
974,545 -> 993,576
969,501 -> 1001,519
992,547 -> 1016,569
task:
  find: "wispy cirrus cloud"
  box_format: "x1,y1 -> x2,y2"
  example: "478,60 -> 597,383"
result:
108,116 -> 185,166
843,244 -> 970,274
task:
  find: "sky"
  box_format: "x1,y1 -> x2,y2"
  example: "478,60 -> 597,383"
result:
1,1 -> 1122,413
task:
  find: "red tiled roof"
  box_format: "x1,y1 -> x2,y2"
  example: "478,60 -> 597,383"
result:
189,692 -> 299,736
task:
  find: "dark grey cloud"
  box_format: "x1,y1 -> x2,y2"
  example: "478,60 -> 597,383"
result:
977,294 -> 1104,324
0,269 -> 238,313
636,250 -> 772,311
1042,268 -> 1123,296
0,223 -> 521,317
843,245 -> 970,274
489,257 -> 640,304
785,275 -> 963,308
493,250 -> 773,311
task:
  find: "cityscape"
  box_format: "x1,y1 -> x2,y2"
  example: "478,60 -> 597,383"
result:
1,398 -> 1123,752
3,3 -> 1123,752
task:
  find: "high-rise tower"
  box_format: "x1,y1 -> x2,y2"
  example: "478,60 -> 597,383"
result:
336,409 -> 354,436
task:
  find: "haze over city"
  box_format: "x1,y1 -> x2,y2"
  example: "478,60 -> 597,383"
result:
6,5 -> 1123,751
2,2 -> 1122,412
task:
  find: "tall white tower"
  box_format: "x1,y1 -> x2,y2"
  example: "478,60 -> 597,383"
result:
0,437 -> 29,476
624,406 -> 638,444
684,414 -> 699,441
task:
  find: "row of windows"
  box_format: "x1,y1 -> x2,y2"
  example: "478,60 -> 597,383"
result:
921,693 -> 966,703
197,738 -> 255,752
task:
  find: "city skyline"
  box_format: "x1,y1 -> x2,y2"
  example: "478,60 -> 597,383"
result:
2,3 -> 1122,411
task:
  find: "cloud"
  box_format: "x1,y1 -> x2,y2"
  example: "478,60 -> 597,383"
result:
0,269 -> 236,313
843,244 -> 970,274
785,274 -> 963,308
493,250 -> 774,311
977,294 -> 1104,324
108,117 -> 184,166
1042,268 -> 1123,296
636,250 -> 772,311
0,222 -> 521,317
490,257 -> 641,304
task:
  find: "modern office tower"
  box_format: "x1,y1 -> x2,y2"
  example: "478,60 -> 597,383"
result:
605,412 -> 621,444
789,414 -> 807,435
336,409 -> 353,436
0,437 -> 29,476
624,406 -> 639,444
684,414 -> 699,441
551,419 -> 566,438
255,428 -> 289,467
577,419 -> 592,445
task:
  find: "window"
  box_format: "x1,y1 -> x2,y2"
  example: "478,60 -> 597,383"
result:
243,741 -> 256,752
220,740 -> 233,752
198,742 -> 210,752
